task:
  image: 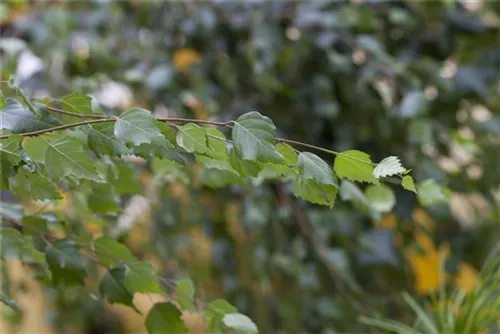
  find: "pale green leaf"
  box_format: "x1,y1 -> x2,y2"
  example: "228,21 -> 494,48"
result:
206,127 -> 228,159
196,154 -> 237,174
145,302 -> 188,334
232,111 -> 282,163
334,150 -> 379,184
44,135 -> 101,181
152,158 -> 189,183
114,107 -> 163,145
340,181 -> 380,221
46,239 -> 87,286
22,135 -> 51,163
373,156 -> 406,178
201,168 -> 243,188
93,236 -> 137,267
61,91 -> 92,114
364,184 -> 396,212
176,123 -> 208,153
123,261 -> 164,294
223,313 -> 258,334
402,175 -> 417,193
13,167 -> 62,200
176,278 -> 196,312
276,143 -> 298,164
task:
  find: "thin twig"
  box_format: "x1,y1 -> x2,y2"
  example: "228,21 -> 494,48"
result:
45,106 -> 109,119
0,119 -> 115,139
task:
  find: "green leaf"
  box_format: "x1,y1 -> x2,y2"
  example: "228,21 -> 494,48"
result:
176,123 -> 208,153
229,148 -> 261,177
93,236 -> 136,267
145,302 -> 188,334
276,143 -> 298,164
157,122 -> 176,144
0,134 -> 22,164
223,313 -> 258,334
22,135 -> 51,163
46,239 -> 87,286
196,154 -> 237,174
22,216 -> 48,236
44,135 -> 102,181
114,107 -> 163,145
0,228 -> 46,263
334,150 -> 379,184
293,179 -> 338,207
402,175 -> 417,193
87,182 -> 119,214
205,299 -> 238,333
201,168 -> 243,188
99,266 -> 140,312
176,278 -> 196,312
122,261 -> 164,294
88,123 -> 130,156
13,167 -> 62,200
297,152 -> 336,185
417,179 -> 450,206
232,111 -> 282,163
109,159 -> 141,194
205,127 -> 228,159
364,184 -> 396,212
0,99 -> 55,133
373,156 -> 406,178
61,91 -> 92,114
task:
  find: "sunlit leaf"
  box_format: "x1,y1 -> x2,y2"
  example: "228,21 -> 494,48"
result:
176,123 -> 208,153
122,261 -> 164,294
223,313 -> 258,334
402,175 -> 417,193
373,156 -> 406,178
61,91 -> 92,114
364,184 -> 396,212
93,236 -> 136,267
334,150 -> 379,184
176,278 -> 196,312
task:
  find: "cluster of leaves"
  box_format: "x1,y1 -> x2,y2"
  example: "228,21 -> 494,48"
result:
0,86 -> 416,332
1,0 -> 499,332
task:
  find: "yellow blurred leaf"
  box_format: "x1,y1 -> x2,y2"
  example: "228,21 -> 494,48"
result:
173,48 -> 201,73
455,262 -> 479,293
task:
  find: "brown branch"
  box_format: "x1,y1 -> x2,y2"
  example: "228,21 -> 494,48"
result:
0,119 -> 115,139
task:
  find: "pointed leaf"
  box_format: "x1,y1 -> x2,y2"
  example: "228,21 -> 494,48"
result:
176,278 -> 196,312
13,167 -> 62,200
402,175 -> 417,193
114,107 -> 163,145
122,261 -> 164,294
373,156 -> 406,178
0,99 -> 55,133
88,123 -> 130,156
46,239 -> 87,286
145,302 -> 188,334
44,136 -> 101,181
99,266 -> 139,312
223,313 -> 258,334
176,123 -> 208,153
93,236 -> 137,267
334,150 -> 379,184
61,91 -> 92,114
232,111 -> 282,162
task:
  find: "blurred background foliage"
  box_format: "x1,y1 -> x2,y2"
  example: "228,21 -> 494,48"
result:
1,0 -> 499,333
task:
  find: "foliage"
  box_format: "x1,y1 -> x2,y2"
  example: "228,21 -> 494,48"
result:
1,0 -> 499,333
